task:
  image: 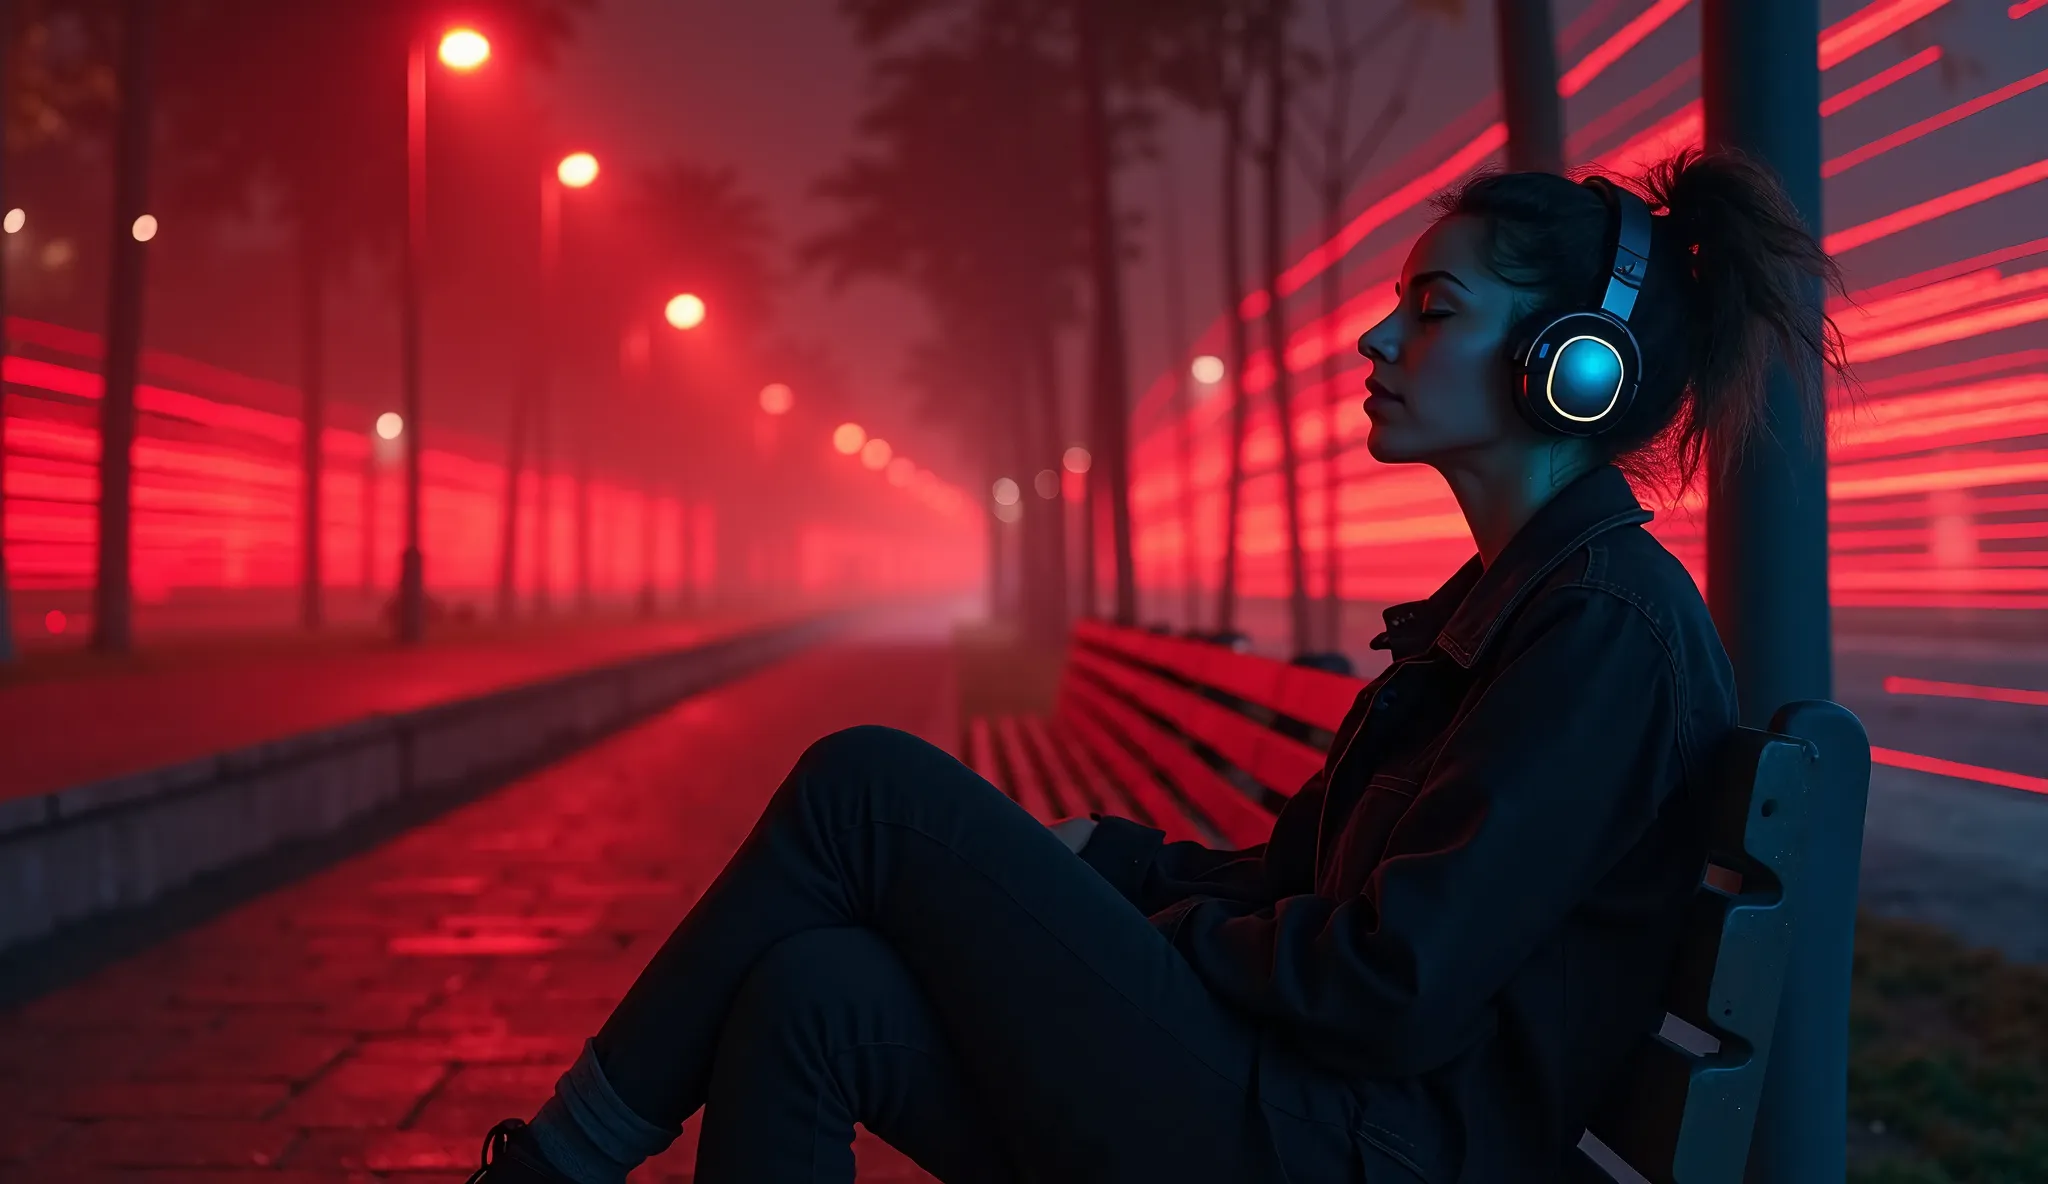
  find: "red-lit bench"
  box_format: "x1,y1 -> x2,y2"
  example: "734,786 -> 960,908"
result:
967,620 -> 1868,1184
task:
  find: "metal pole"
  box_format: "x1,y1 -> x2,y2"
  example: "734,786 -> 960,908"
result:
396,36 -> 428,645
1492,0 -> 1565,174
94,0 -> 153,655
1700,3 -> 1847,1180
0,0 -> 15,665
534,175 -> 560,616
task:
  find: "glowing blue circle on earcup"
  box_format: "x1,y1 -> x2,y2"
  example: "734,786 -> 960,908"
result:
1547,335 -> 1626,423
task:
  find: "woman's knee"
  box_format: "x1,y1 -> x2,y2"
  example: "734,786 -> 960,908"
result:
719,927 -> 932,1055
788,725 -> 953,810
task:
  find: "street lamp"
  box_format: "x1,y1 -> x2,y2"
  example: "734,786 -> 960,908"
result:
397,24 -> 493,644
665,292 -> 706,331
557,151 -> 599,189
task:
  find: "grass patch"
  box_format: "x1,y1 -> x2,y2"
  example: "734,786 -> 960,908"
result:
1850,913 -> 2048,1183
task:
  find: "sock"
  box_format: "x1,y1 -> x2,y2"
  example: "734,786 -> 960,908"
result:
527,1038 -> 681,1184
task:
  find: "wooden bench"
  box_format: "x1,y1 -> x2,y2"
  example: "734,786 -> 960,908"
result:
967,620 -> 1869,1184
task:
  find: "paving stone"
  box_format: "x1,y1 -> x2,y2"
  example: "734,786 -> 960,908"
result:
279,1059 -> 448,1129
41,1118 -> 299,1168
0,642 -> 946,1182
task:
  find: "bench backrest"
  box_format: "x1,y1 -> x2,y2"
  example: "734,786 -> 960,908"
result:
1054,623 -> 1857,1184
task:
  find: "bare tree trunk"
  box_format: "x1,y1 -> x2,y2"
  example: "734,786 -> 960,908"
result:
1029,324 -> 1070,642
1214,95 -> 1250,637
1494,0 -> 1565,173
496,369 -> 529,621
1156,150 -> 1198,632
94,0 -> 153,655
0,0 -> 16,665
1261,2 -> 1311,658
1076,0 -> 1136,626
299,207 -> 327,631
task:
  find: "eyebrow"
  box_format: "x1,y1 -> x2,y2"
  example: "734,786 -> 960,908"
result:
1408,269 -> 1471,293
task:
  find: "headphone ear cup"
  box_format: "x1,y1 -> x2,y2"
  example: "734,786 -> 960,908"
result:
1511,312 -> 1640,437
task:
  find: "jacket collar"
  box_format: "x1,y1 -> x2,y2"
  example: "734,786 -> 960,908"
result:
1370,466 -> 1653,668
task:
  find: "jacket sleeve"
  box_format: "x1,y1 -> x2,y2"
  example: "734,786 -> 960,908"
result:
1153,588 -> 1692,1078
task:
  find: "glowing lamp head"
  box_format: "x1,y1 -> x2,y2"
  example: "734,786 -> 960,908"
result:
1190,354 -> 1226,385
665,293 -> 706,330
3,208 -> 23,234
860,438 -> 892,471
438,28 -> 492,71
759,383 -> 794,416
131,214 -> 159,243
1062,445 -> 1092,474
557,152 -> 600,189
375,412 -> 405,441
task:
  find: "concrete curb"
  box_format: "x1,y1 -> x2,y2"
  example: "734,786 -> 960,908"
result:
0,614 -> 840,955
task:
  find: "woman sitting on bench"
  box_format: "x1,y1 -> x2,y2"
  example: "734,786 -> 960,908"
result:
467,147 -> 1846,1184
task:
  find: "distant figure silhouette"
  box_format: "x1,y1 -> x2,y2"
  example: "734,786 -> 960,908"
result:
463,148 -> 1848,1184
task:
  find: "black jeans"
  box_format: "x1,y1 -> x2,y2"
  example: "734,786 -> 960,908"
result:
590,726 -> 1364,1184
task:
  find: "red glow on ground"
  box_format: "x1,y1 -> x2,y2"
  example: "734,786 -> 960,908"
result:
1883,676 -> 2048,707
1871,747 -> 2048,797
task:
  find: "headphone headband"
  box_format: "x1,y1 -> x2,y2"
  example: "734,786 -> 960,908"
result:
1584,177 -> 1652,323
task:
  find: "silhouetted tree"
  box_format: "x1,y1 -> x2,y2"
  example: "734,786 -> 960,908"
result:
157,0 -> 592,631
808,18 -> 1088,643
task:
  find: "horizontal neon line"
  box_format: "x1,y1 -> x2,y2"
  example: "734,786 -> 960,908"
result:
1884,676 -> 2048,707
1820,0 -> 1951,70
1559,0 -> 1693,96
1825,156 -> 2048,253
1822,45 -> 1942,116
1853,237 -> 2048,303
1871,747 -> 2048,797
1824,64 -> 2048,178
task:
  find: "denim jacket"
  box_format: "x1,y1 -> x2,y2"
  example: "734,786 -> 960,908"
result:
1080,465 -> 1738,1182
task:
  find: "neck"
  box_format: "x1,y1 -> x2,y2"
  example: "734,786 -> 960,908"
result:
1439,447 -> 1599,566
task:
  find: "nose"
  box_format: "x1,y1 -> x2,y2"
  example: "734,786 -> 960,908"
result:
1358,308 -> 1400,366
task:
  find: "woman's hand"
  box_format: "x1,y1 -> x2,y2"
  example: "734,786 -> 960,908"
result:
1048,816 -> 1098,855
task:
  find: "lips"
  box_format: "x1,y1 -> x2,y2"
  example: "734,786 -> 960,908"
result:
1364,376 -> 1403,403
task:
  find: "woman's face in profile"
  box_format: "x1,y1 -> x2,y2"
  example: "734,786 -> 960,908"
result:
1357,215 -> 1529,467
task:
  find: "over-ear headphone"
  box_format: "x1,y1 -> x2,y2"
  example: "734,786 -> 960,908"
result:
1508,176 -> 1652,437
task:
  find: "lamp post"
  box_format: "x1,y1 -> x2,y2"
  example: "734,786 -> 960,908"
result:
502,149 -> 598,621
396,25 -> 489,645
641,293 -> 704,615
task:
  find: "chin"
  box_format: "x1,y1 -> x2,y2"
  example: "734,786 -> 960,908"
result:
1364,421 -> 1427,465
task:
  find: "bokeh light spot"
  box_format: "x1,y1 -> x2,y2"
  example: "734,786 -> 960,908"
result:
1062,445 -> 1092,474
1034,469 -> 1059,499
759,383 -> 794,415
376,412 -> 405,441
860,438 -> 892,471
992,477 -> 1020,506
665,293 -> 706,330
44,610 -> 65,635
438,28 -> 492,70
131,214 -> 159,243
1191,354 -> 1226,384
3,208 -> 22,234
832,422 -> 866,455
557,152 -> 600,189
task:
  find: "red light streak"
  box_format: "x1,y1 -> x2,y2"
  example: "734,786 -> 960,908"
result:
1821,45 -> 1943,116
1826,157 -> 2048,254
1819,0 -> 1952,70
1883,676 -> 2048,707
1558,0 -> 1693,96
2012,0 -> 2048,19
1853,238 -> 2048,303
1824,64 -> 2048,178
1871,747 -> 2048,797
1849,294 -> 2048,363
1568,59 -> 1698,159
1831,449 -> 2048,499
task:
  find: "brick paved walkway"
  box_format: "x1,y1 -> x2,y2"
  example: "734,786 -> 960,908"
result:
0,639 -> 955,1182
0,611 -> 788,804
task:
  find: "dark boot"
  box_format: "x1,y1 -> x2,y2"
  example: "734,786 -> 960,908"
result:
464,1119 -> 578,1184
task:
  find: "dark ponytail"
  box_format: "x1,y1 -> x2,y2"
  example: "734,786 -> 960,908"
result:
1436,148 -> 1849,490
